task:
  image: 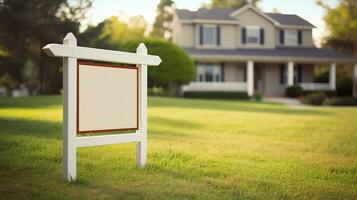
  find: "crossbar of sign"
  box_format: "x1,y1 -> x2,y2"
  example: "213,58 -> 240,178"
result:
43,32 -> 161,182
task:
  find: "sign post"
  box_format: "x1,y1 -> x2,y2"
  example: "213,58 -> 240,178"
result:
136,43 -> 148,167
62,33 -> 77,181
43,33 -> 161,182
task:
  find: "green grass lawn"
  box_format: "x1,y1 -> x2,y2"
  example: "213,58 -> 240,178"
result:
0,96 -> 356,200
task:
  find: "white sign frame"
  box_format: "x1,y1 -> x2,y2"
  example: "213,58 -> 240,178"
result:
43,33 -> 161,182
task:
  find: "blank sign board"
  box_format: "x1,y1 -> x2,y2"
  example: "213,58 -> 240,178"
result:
77,62 -> 138,134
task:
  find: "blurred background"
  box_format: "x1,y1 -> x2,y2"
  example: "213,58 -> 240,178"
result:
0,0 -> 355,97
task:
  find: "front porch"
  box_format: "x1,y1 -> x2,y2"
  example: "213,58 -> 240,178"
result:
182,61 -> 339,97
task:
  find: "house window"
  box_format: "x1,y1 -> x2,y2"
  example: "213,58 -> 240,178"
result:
246,26 -> 260,44
196,63 -> 222,82
201,25 -> 217,46
285,30 -> 298,46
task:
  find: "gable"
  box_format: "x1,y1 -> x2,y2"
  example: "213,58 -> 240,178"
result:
230,5 -> 279,26
235,9 -> 274,28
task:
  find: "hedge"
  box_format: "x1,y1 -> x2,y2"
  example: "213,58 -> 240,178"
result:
184,91 -> 249,99
302,92 -> 326,106
285,85 -> 303,98
323,98 -> 357,106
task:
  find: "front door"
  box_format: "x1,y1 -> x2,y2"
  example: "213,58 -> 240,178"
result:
254,65 -> 264,94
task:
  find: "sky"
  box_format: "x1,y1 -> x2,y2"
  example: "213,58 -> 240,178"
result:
85,0 -> 339,46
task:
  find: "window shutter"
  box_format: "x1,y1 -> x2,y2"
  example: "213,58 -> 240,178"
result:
260,28 -> 265,45
298,65 -> 302,83
217,26 -> 221,46
280,64 -> 285,84
199,25 -> 203,45
298,30 -> 303,45
280,30 -> 284,45
242,27 -> 246,44
221,62 -> 225,82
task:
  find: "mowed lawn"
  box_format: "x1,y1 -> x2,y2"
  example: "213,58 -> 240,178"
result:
0,96 -> 356,200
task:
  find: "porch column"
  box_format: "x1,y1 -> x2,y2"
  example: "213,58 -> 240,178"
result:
329,63 -> 336,90
353,64 -> 357,97
247,60 -> 254,97
287,61 -> 294,86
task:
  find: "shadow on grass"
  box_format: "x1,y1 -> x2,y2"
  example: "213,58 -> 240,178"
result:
0,117 -> 61,139
149,97 -> 330,116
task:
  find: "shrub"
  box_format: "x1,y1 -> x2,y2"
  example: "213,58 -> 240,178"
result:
302,90 -> 336,97
0,73 -> 18,96
336,77 -> 352,97
285,85 -> 303,98
254,92 -> 262,101
148,87 -> 164,96
302,92 -> 326,106
184,91 -> 249,99
323,98 -> 357,106
117,39 -> 195,96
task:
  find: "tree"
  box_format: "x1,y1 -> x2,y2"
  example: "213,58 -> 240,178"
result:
208,0 -> 260,9
80,15 -> 148,49
118,39 -> 195,96
316,0 -> 357,56
0,0 -> 91,94
317,0 -> 357,97
80,16 -> 195,96
101,16 -> 147,44
150,0 -> 175,39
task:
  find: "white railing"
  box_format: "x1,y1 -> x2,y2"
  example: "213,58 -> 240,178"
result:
182,82 -> 247,92
299,83 -> 332,91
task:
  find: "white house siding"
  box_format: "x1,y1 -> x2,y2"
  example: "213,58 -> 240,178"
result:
220,25 -> 237,49
224,63 -> 245,82
263,64 -> 285,97
180,24 -> 195,47
302,30 -> 314,47
301,65 -> 314,82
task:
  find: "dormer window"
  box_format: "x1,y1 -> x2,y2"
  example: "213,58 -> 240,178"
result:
285,30 -> 298,46
281,30 -> 303,46
246,26 -> 260,44
242,26 -> 265,46
199,25 -> 220,47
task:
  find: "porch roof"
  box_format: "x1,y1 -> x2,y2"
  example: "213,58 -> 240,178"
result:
184,47 -> 357,63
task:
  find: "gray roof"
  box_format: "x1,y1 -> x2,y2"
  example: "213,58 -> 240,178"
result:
176,8 -> 315,27
266,13 -> 315,27
176,8 -> 236,21
184,47 -> 356,62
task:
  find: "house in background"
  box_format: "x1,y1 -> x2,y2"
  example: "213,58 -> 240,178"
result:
172,4 -> 357,97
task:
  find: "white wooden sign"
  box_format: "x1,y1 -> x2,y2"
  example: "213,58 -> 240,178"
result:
77,62 -> 138,133
43,33 -> 161,182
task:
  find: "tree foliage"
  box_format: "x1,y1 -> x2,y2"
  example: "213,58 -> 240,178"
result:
80,16 -> 195,95
150,0 -> 174,39
80,15 -> 147,49
0,0 -> 91,94
208,0 -> 260,9
317,0 -> 357,97
317,0 -> 357,56
118,39 -> 195,94
100,16 -> 147,44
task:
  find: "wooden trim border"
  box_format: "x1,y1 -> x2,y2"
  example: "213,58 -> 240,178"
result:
76,61 -> 139,134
